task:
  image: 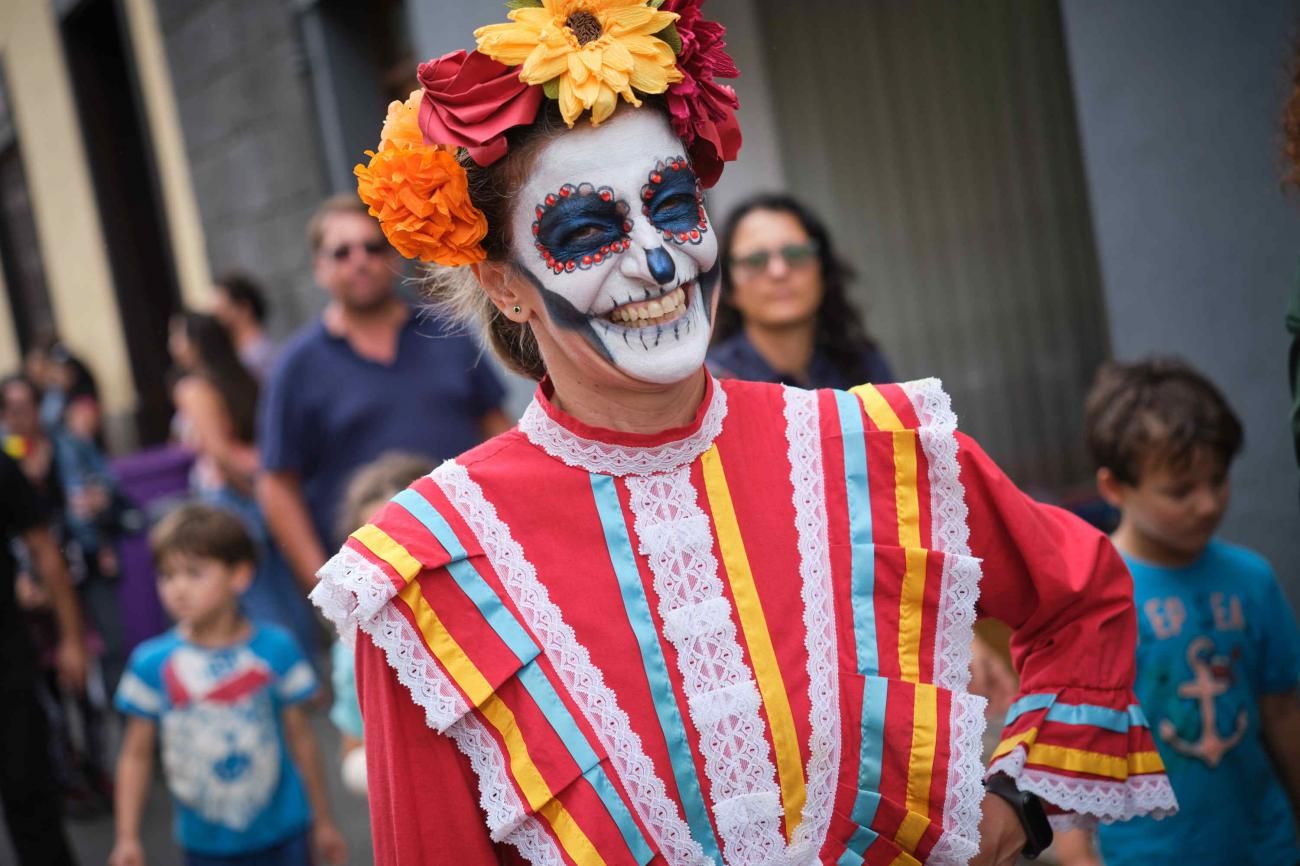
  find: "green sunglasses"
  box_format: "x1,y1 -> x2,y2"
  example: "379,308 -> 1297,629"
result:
729,241 -> 819,274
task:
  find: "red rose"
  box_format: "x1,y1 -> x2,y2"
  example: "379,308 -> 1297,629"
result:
417,49 -> 543,167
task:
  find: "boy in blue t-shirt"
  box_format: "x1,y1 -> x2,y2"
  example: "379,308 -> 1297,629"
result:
1057,359 -> 1300,866
108,504 -> 346,866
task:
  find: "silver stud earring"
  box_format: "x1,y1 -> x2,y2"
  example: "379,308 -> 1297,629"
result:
512,305 -> 522,314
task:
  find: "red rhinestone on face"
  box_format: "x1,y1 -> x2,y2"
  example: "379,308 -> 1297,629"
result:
536,207 -> 544,218
546,194 -> 557,206
650,172 -> 662,184
565,261 -> 576,272
593,253 -> 603,263
642,188 -> 653,200
689,229 -> 700,241
581,255 -> 592,266
553,264 -> 562,274
559,187 -> 571,197
599,190 -> 612,201
532,224 -> 540,235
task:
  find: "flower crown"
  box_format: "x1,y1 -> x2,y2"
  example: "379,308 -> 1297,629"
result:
354,0 -> 741,266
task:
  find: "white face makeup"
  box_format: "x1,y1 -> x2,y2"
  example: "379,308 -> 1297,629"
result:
509,110 -> 720,385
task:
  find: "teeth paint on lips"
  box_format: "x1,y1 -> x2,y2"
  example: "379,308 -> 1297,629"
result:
605,284 -> 690,327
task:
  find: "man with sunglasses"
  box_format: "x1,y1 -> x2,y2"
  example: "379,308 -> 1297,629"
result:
257,194 -> 511,595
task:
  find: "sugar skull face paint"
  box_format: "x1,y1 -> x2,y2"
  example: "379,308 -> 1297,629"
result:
509,110 -> 720,385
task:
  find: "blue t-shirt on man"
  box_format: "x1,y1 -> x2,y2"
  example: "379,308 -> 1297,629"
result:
1097,539 -> 1300,866
259,311 -> 505,548
115,624 -> 318,856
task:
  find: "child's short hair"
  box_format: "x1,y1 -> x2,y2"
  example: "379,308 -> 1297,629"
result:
151,502 -> 257,568
336,451 -> 435,540
1085,357 -> 1243,485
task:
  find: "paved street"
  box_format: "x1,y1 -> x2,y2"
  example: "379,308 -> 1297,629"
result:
0,709 -> 374,866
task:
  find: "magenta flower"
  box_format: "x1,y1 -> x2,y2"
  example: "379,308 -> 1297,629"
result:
661,0 -> 741,186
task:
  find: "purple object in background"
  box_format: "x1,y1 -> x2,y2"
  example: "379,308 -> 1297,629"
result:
108,444 -> 194,651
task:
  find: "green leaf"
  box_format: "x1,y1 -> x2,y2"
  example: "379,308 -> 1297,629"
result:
505,0 -> 543,9
543,78 -> 560,100
655,23 -> 682,55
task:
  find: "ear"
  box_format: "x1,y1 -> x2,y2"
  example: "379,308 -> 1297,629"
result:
474,261 -> 532,323
1096,467 -> 1127,509
230,561 -> 256,595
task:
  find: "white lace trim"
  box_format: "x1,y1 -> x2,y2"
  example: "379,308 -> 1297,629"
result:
780,385 -> 840,864
900,379 -> 986,866
987,751 -> 1178,826
518,377 -> 728,477
311,545 -> 401,649
310,547 -> 567,861
626,468 -> 785,866
434,461 -> 711,866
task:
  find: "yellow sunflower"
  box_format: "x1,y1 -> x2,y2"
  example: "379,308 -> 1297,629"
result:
474,0 -> 682,127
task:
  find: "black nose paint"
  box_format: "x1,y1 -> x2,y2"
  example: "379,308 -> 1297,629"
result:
645,247 -> 676,285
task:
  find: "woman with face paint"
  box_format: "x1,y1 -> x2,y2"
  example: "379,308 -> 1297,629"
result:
313,4 -> 1175,865
709,195 -> 893,390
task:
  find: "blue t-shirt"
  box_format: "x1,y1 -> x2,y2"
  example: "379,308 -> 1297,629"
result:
706,331 -> 893,390
1097,540 -> 1300,866
259,312 -> 505,548
115,624 -> 319,856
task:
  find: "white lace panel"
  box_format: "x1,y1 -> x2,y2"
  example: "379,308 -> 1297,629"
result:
433,461 -> 712,866
987,750 -> 1178,827
518,378 -> 728,477
780,386 -> 840,864
900,379 -> 987,866
626,467 -> 786,866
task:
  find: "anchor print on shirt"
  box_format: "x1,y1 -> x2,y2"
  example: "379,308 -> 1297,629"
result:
1157,636 -> 1248,768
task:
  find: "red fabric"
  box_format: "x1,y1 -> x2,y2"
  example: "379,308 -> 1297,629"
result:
356,630 -> 517,865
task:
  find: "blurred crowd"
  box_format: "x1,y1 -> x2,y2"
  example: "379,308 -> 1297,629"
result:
3,153 -> 1300,865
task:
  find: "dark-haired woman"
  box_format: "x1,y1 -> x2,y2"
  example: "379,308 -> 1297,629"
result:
169,312 -> 317,660
708,194 -> 892,389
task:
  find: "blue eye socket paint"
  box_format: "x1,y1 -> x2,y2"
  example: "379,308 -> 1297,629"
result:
640,156 -> 709,246
532,183 -> 632,274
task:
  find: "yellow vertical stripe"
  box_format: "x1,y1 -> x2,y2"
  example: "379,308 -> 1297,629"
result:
904,686 -> 938,817
363,545 -> 602,864
893,812 -> 930,859
700,445 -> 808,841
890,431 -> 922,551
897,548 -> 928,683
353,523 -> 422,583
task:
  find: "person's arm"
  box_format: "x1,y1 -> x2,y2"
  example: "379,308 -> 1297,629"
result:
356,630 -> 502,864
23,523 -> 87,692
1052,827 -> 1104,866
174,377 -> 260,492
1261,691 -> 1300,829
956,430 -> 1175,824
282,704 -> 347,865
258,470 -> 328,591
108,716 -> 156,866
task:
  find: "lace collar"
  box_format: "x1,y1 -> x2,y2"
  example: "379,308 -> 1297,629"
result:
517,374 -> 728,477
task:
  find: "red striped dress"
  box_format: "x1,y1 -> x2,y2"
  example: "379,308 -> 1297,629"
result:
312,375 -> 1175,866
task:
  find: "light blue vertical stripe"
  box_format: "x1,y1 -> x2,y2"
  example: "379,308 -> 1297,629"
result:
834,390 -> 879,677
589,473 -> 724,866
394,487 -> 654,865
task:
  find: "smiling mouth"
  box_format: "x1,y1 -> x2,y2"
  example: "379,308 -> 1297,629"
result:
603,281 -> 693,328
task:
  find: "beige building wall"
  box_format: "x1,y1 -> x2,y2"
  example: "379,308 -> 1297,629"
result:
0,0 -> 133,442
123,0 -> 211,310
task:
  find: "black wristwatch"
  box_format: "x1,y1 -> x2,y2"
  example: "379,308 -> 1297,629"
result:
983,772 -> 1053,859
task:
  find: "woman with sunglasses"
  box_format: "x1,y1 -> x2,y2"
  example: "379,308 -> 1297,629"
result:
709,194 -> 892,389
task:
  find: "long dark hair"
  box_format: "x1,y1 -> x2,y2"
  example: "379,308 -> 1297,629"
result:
175,311 -> 259,444
714,194 -> 879,383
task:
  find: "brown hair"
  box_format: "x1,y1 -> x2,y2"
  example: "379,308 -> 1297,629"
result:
308,193 -> 373,254
337,451 -> 435,540
1084,357 -> 1243,485
426,99 -> 672,380
151,502 -> 257,568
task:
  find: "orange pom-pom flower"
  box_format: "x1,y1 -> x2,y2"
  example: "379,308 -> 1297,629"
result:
354,89 -> 488,265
